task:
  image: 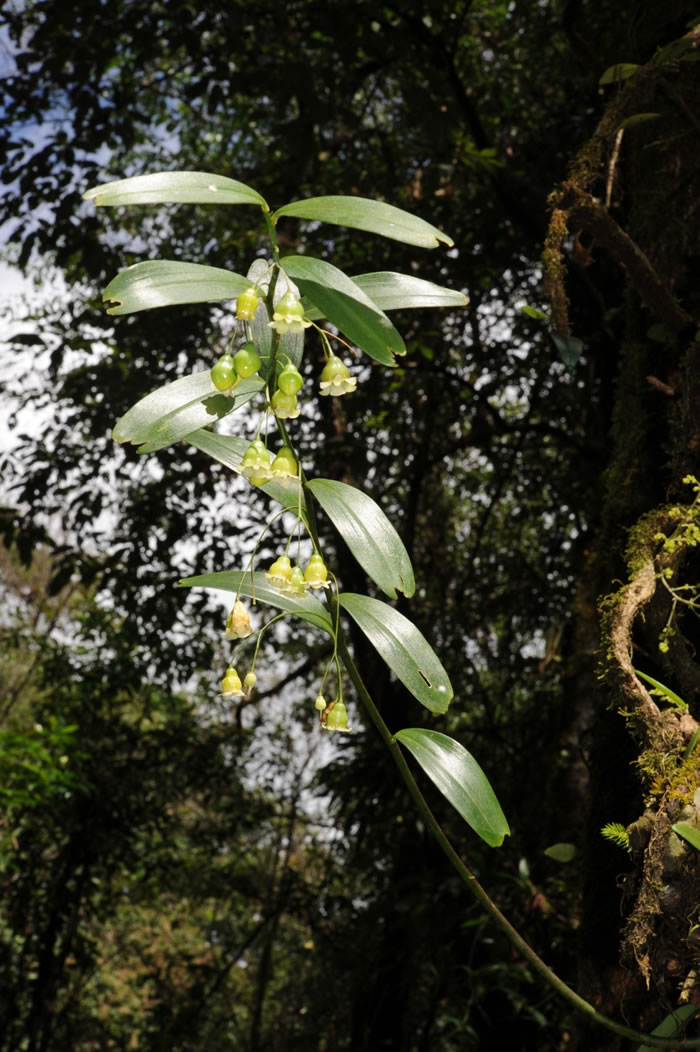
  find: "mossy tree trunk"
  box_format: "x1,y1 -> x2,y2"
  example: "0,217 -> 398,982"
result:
549,22 -> 700,1044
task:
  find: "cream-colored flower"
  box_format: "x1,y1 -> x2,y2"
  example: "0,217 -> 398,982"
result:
322,699 -> 352,732
268,291 -> 312,335
225,599 -> 253,639
319,355 -> 357,397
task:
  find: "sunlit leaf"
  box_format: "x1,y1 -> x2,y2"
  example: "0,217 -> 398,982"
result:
303,271 -> 467,319
113,371 -> 263,453
272,195 -> 453,248
178,570 -> 333,633
544,842 -> 576,862
103,261 -> 252,314
617,113 -> 661,130
186,429 -> 309,518
636,1005 -> 697,1052
672,822 -> 700,852
394,728 -> 510,847
338,593 -> 451,712
84,170 -> 268,209
599,63 -> 639,84
306,478 -> 414,599
634,670 -> 687,710
281,256 -> 405,365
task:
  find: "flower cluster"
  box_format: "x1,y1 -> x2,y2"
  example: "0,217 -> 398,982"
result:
265,552 -> 330,596
220,664 -> 257,697
239,441 -> 298,486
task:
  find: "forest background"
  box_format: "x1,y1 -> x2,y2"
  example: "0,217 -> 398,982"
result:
2,1 -> 700,1049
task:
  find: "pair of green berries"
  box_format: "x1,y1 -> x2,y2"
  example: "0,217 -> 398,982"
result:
211,342 -> 262,393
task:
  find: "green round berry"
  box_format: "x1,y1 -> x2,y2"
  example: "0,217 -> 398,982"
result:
277,362 -> 304,395
233,343 -> 261,378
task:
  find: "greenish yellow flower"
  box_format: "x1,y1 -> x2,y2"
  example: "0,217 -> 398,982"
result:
220,666 -> 245,697
323,699 -> 351,733
266,554 -> 293,588
236,287 -> 259,321
304,553 -> 330,589
319,355 -> 357,397
269,291 -> 312,335
270,389 -> 301,419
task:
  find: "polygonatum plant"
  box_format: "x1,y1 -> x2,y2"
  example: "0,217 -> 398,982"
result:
84,168 -> 509,848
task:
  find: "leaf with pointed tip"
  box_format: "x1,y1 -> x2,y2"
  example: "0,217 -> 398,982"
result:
394,728 -> 510,847
673,822 -> 700,852
306,478 -> 414,599
636,1005 -> 697,1052
303,271 -> 467,319
281,256 -> 404,366
339,593 -> 451,712
272,196 -> 453,248
103,261 -> 252,314
178,571 -> 332,634
186,430 -> 308,518
113,371 -> 263,453
551,332 -> 583,371
599,63 -> 639,85
84,170 -> 268,209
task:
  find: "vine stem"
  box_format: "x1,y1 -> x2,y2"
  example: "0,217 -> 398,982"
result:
333,630 -> 700,1049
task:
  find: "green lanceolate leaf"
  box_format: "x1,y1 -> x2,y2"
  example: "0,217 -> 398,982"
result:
306,478 -> 414,599
338,593 -> 451,713
634,669 -> 688,710
672,822 -> 700,852
543,842 -> 576,862
272,196 -> 453,249
281,256 -> 405,366
84,170 -> 268,209
113,371 -> 263,453
636,1005 -> 697,1052
179,571 -> 332,634
303,271 -> 467,319
599,62 -> 639,85
551,332 -> 583,371
394,728 -> 510,847
186,430 -> 309,518
103,261 -> 252,314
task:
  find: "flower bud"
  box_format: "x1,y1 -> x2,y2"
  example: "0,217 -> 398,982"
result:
236,287 -> 259,320
243,672 -> 257,692
314,693 -> 327,711
233,342 -> 261,378
277,361 -> 304,395
211,353 -> 239,393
